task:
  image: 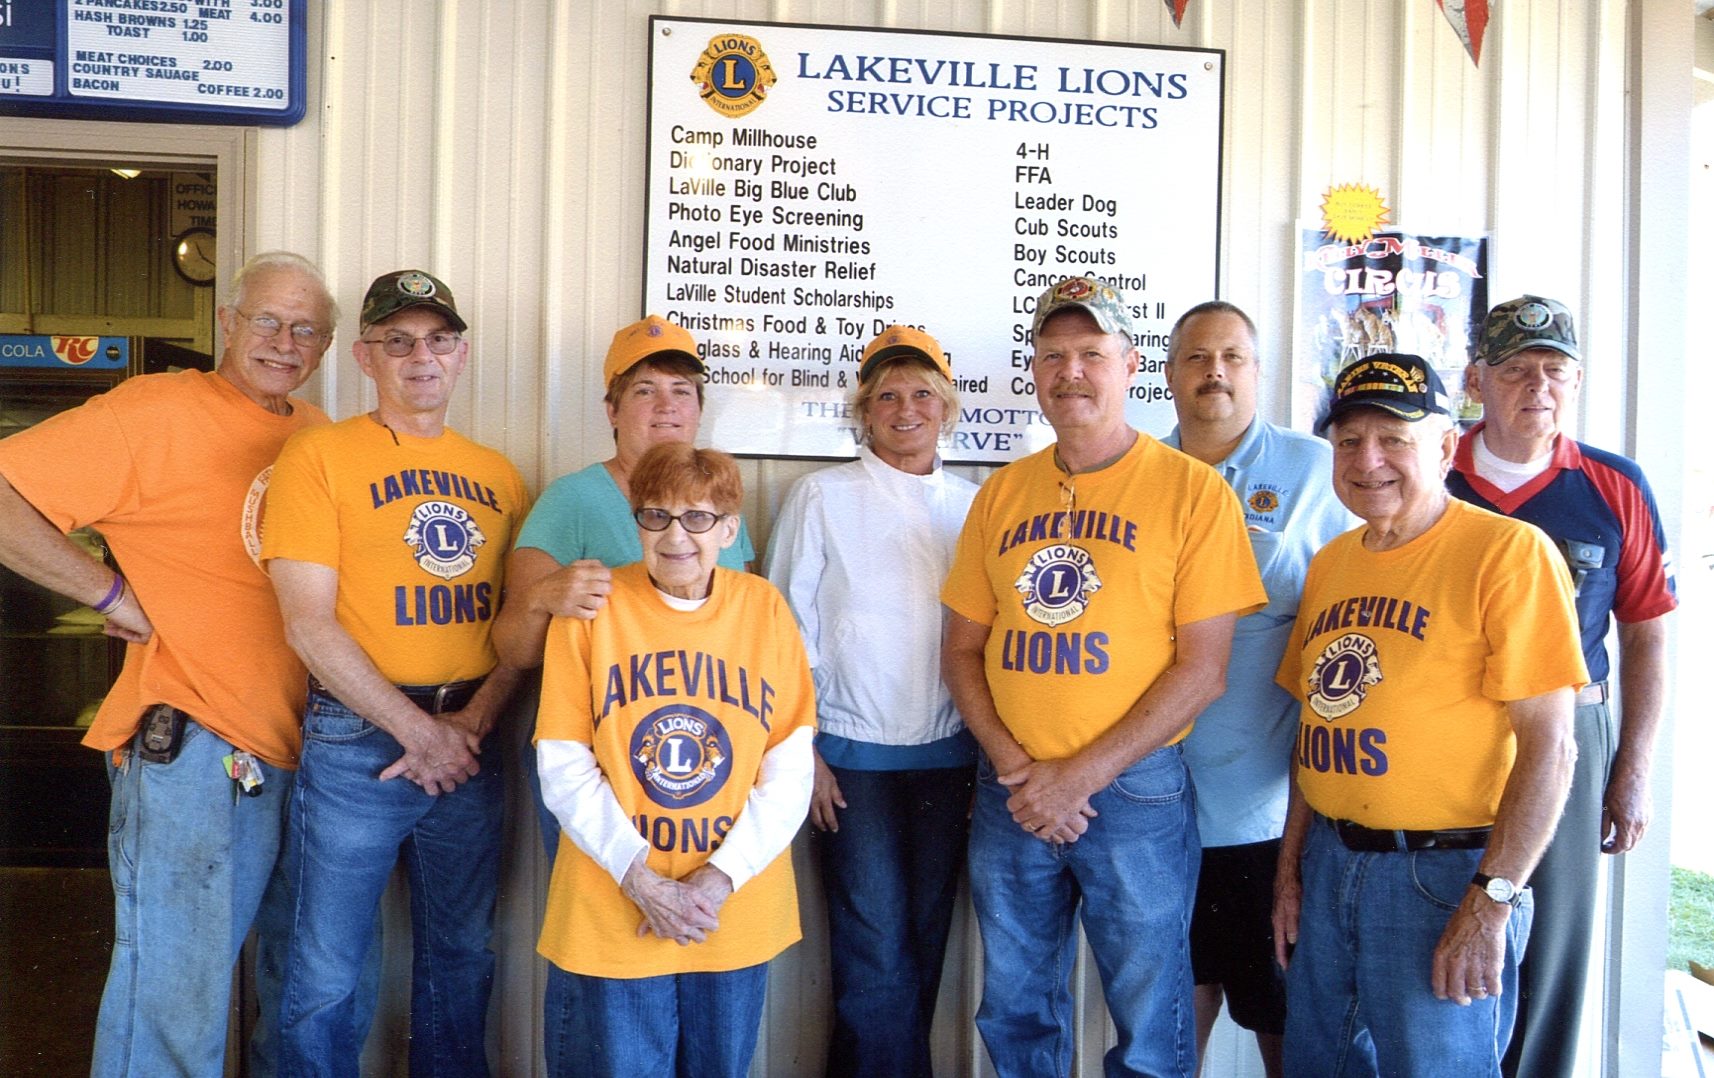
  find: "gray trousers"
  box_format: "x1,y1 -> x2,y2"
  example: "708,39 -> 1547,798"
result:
1502,696 -> 1616,1078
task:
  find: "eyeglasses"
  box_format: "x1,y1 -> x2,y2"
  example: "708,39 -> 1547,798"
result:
237,309 -> 329,347
634,507 -> 724,534
361,331 -> 463,357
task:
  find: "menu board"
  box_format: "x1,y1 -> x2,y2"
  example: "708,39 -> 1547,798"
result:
645,17 -> 1224,463
0,0 -> 304,125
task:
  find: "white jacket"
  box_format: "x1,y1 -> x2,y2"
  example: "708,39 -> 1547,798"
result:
764,447 -> 978,747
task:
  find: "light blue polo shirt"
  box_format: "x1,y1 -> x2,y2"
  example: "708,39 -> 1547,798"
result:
516,460 -> 755,570
1165,419 -> 1355,847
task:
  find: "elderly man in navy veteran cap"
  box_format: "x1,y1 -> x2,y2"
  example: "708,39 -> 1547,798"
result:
1449,296 -> 1677,1078
1272,353 -> 1586,1078
266,270 -> 530,1075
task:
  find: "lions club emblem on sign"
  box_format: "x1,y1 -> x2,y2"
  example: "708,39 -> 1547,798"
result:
1307,632 -> 1383,720
1013,544 -> 1101,626
690,33 -> 776,118
631,705 -> 733,808
403,500 -> 486,580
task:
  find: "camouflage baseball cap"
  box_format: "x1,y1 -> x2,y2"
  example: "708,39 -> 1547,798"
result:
1476,295 -> 1579,365
360,270 -> 467,332
1030,276 -> 1135,341
1316,352 -> 1451,434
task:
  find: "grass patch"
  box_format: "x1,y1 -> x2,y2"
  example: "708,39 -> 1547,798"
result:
1669,866 -> 1714,973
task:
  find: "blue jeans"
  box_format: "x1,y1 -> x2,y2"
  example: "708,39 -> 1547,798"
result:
1284,819 -> 1534,1077
278,689 -> 503,1078
542,961 -> 768,1078
968,744 -> 1201,1078
93,715 -> 291,1078
817,764 -> 974,1078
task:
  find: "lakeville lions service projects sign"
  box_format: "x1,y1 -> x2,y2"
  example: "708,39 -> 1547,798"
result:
643,17 -> 1224,463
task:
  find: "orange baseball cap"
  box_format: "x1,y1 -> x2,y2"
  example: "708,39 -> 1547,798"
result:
603,315 -> 704,388
858,325 -> 952,384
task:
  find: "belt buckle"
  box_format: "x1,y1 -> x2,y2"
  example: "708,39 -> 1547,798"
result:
431,682 -> 462,715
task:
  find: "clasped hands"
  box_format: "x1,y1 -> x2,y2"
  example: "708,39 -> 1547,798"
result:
998,757 -> 1099,844
622,859 -> 735,945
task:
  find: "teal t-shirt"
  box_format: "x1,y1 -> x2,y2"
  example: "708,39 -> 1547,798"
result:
515,460 -> 755,569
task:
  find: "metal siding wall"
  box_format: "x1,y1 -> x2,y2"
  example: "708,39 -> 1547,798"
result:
241,2 -> 1639,1074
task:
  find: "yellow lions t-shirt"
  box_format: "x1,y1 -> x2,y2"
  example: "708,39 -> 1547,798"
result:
536,564 -> 815,978
941,435 -> 1266,760
1277,498 -> 1588,830
262,415 -> 528,685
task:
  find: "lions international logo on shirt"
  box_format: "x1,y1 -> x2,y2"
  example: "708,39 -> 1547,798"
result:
1013,544 -> 1101,626
403,500 -> 487,580
630,704 -> 733,808
1307,632 -> 1383,720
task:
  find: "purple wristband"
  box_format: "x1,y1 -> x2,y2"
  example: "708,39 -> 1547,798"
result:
93,574 -> 126,616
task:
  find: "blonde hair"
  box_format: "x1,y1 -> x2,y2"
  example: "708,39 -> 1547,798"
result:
851,357 -> 959,446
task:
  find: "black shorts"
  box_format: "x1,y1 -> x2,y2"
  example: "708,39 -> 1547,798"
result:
1189,837 -> 1287,1035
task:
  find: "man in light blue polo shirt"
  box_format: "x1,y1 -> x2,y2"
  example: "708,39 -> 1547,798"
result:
1163,301 -> 1353,1077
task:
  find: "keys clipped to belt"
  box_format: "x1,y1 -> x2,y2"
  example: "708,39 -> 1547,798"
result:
223,751 -> 265,799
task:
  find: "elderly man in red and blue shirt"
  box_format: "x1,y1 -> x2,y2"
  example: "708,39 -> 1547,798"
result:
1450,294 -> 1677,1078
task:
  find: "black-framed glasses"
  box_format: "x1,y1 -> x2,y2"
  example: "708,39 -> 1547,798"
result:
361,331 -> 463,357
634,507 -> 724,534
237,309 -> 329,347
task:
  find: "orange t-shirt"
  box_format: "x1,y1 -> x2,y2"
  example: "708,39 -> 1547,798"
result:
0,369 -> 328,767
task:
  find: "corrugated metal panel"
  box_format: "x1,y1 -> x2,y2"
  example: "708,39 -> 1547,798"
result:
226,2 -> 1634,1074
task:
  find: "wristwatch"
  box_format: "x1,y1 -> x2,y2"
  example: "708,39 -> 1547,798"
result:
1471,872 -> 1525,908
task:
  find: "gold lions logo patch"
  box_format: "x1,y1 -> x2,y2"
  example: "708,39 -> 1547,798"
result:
691,34 -> 776,118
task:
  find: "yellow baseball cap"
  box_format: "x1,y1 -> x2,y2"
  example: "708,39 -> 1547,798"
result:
603,315 -> 704,388
858,325 -> 952,384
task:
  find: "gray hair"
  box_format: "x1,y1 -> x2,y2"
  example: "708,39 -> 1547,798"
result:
230,251 -> 339,327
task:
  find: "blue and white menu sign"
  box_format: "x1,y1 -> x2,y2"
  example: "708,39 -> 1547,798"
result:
0,0 -> 305,126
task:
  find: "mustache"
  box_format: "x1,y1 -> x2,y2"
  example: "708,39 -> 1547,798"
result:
1196,381 -> 1233,397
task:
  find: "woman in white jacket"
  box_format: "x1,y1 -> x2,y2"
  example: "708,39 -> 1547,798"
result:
765,326 -> 979,1078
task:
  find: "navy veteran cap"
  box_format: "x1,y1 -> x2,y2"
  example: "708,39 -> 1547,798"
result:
1030,275 -> 1135,340
1317,353 -> 1451,434
360,270 -> 467,332
1476,295 -> 1580,365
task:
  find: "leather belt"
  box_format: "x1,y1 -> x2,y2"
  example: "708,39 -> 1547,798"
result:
308,674 -> 485,716
1576,681 -> 1609,707
1324,814 -> 1491,853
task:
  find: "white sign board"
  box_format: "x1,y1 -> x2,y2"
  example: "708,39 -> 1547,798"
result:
645,17 -> 1223,463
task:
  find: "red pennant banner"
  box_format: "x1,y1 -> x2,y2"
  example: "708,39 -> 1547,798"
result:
1164,0 -> 1189,28
1436,0 -> 1490,65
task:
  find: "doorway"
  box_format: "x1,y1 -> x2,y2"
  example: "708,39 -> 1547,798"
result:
0,122 -> 243,1076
